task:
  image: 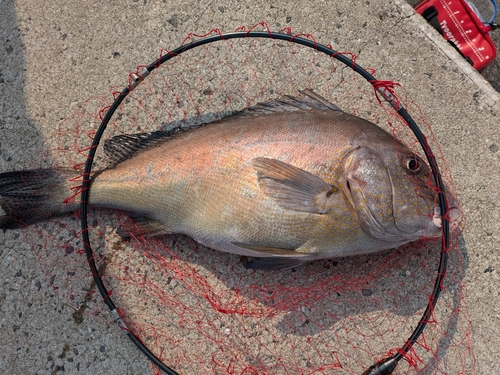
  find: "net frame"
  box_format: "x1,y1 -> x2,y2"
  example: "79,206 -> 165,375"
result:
76,25 -> 453,375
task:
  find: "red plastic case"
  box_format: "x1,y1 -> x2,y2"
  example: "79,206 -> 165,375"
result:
415,0 -> 497,71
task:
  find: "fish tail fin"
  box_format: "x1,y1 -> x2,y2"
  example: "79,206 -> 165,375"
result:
0,169 -> 82,229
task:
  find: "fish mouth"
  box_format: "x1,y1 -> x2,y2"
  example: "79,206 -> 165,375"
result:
432,205 -> 462,232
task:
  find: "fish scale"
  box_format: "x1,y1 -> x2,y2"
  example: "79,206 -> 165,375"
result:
0,90 -> 461,270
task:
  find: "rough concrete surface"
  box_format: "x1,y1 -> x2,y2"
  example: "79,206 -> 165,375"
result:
0,0 -> 499,374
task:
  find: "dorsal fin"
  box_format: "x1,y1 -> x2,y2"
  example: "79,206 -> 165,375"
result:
104,90 -> 340,167
235,89 -> 342,118
103,127 -> 203,168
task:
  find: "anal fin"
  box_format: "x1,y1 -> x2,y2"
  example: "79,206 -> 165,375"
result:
117,213 -> 169,239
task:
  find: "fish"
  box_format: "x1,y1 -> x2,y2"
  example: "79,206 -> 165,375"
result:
0,89 -> 461,270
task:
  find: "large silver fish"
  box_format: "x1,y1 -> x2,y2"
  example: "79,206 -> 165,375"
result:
0,90 -> 461,269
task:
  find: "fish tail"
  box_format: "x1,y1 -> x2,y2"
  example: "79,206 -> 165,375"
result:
0,169 -> 82,229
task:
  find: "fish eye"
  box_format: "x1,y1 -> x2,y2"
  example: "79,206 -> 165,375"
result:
405,157 -> 421,172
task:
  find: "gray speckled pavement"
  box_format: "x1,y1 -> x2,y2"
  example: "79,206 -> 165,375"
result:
1,1 -> 499,374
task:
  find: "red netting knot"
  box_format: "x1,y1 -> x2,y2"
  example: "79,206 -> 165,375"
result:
370,80 -> 402,110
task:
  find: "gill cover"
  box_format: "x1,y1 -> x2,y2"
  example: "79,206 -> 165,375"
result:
343,147 -> 402,242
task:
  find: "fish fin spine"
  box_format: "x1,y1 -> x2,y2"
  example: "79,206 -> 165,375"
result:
235,89 -> 342,118
116,214 -> 169,239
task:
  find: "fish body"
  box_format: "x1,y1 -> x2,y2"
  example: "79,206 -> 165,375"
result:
0,90 -> 461,269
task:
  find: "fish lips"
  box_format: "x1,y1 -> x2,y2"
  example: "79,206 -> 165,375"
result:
432,204 -> 462,232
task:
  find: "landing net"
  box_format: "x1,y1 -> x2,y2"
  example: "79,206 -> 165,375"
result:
24,24 -> 472,374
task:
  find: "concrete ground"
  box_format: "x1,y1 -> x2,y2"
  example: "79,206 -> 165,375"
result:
1,0 -> 499,374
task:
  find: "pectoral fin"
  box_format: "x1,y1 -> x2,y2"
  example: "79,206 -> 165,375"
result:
252,157 -> 338,214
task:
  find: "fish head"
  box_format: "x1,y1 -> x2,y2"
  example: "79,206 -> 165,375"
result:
342,140 -> 461,244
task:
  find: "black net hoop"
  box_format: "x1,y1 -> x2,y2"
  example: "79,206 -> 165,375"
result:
78,26 -> 452,375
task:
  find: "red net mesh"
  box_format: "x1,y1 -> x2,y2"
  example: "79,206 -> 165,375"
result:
20,24 -> 473,374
